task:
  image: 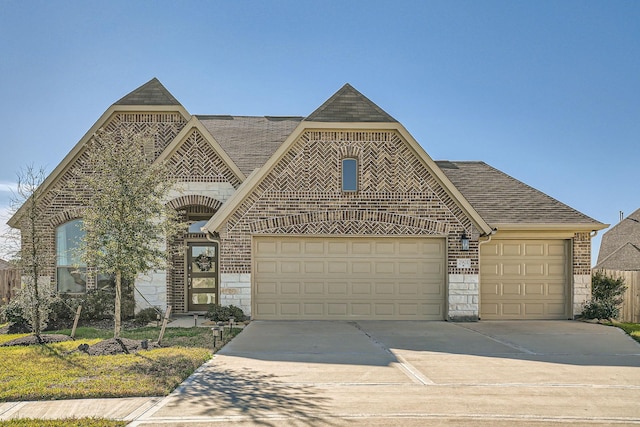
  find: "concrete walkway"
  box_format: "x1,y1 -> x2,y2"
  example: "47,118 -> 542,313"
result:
2,321 -> 640,426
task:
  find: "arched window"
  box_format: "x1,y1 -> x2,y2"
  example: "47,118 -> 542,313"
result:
56,219 -> 86,293
342,158 -> 358,192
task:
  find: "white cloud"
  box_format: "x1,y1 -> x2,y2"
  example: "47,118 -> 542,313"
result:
0,181 -> 18,193
0,204 -> 18,260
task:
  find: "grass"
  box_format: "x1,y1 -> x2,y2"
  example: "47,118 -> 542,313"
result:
0,419 -> 126,427
0,325 -> 241,402
610,321 -> 640,343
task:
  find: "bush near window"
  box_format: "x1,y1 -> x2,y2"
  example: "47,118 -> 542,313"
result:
581,271 -> 627,320
205,304 -> 247,322
134,306 -> 163,326
1,284 -> 137,331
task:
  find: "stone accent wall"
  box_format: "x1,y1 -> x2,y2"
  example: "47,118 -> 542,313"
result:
573,274 -> 592,317
220,273 -> 252,315
135,271 -> 167,309
448,274 -> 479,321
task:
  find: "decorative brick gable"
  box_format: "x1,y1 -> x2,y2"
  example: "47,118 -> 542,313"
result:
219,130 -> 477,276
165,128 -> 242,187
22,112 -> 188,291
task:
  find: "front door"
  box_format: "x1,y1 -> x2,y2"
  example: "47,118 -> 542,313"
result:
187,242 -> 218,311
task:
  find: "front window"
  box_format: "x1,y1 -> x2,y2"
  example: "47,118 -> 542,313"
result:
342,158 -> 358,192
56,219 -> 86,293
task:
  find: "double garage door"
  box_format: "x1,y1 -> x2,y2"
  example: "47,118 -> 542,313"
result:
480,239 -> 570,320
253,236 -> 445,320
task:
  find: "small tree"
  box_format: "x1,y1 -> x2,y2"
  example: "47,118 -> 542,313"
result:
77,128 -> 181,338
581,271 -> 627,320
8,166 -> 56,335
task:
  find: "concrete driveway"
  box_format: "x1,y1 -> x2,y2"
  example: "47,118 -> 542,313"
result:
131,321 -> 640,426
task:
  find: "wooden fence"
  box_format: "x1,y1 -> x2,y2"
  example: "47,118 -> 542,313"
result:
597,269 -> 640,323
1,267 -> 19,305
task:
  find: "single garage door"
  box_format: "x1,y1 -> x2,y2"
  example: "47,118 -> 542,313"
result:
253,236 -> 445,320
480,239 -> 569,320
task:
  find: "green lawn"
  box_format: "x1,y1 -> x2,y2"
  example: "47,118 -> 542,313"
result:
610,322 -> 640,343
0,418 -> 127,427
0,326 -> 240,402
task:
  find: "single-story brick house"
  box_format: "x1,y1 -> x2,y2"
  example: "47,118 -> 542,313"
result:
8,78 -> 607,321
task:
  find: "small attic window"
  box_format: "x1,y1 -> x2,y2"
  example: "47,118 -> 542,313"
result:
342,158 -> 358,192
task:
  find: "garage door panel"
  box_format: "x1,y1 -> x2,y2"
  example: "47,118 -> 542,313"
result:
524,244 -> 545,256
481,239 -> 568,320
328,303 -> 347,315
254,236 -> 445,320
304,303 -> 323,315
304,241 -> 324,254
304,262 -> 325,274
304,282 -> 324,294
256,281 -> 277,295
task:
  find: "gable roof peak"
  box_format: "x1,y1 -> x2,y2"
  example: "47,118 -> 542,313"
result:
114,77 -> 181,106
305,83 -> 397,123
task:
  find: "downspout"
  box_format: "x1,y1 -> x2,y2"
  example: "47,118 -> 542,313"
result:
476,228 -> 497,321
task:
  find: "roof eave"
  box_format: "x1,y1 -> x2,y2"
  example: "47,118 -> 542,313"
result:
7,104 -> 191,229
154,116 -> 246,182
203,120 -> 493,236
492,222 -> 609,232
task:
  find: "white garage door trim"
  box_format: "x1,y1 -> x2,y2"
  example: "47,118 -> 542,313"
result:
252,235 -> 446,320
480,239 -> 570,320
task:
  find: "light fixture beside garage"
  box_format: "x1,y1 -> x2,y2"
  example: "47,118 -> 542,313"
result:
460,232 -> 470,251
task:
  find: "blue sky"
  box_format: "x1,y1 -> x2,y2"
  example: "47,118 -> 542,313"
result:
0,0 -> 638,264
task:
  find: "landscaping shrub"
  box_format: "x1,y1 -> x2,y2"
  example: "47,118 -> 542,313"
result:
581,271 -> 627,320
134,306 -> 163,326
205,304 -> 246,322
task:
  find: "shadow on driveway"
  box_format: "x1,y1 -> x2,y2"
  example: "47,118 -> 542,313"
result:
156,364 -> 335,427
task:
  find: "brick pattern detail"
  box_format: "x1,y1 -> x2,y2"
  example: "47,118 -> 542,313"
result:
103,112 -> 187,159
20,112 -> 188,292
166,129 -> 242,187
220,130 -> 476,275
573,232 -> 592,276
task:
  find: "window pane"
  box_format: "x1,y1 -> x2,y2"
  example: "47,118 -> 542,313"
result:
192,293 -> 216,305
192,277 -> 216,288
342,158 -> 358,192
56,219 -> 85,266
57,267 -> 87,293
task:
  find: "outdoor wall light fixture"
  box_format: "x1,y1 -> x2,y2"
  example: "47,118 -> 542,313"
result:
460,232 -> 470,251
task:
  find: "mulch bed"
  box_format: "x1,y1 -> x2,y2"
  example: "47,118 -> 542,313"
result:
1,320 -> 161,355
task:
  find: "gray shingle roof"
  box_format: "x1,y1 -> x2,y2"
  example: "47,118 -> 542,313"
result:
114,78 -> 181,106
305,83 -> 397,122
596,208 -> 640,270
197,115 -> 304,176
595,243 -> 640,271
436,161 -> 602,226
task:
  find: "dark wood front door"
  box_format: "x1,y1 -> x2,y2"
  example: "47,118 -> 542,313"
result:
187,242 -> 218,311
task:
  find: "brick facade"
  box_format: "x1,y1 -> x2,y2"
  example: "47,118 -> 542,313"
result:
15,85 -> 599,320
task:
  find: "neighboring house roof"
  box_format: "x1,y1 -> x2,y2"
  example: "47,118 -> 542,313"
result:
197,115 -> 304,176
595,208 -> 640,270
114,77 -> 182,106
305,83 -> 397,122
436,161 -> 604,229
